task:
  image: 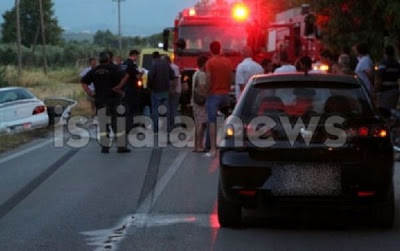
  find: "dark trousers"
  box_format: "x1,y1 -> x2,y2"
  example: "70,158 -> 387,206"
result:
96,98 -> 127,149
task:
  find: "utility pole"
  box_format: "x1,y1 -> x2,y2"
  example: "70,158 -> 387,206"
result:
39,0 -> 48,74
113,0 -> 125,50
15,0 -> 22,75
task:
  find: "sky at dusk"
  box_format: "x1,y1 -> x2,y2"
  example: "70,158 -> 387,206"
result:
0,0 -> 201,35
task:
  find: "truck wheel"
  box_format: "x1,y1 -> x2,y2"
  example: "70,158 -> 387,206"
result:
218,182 -> 242,227
370,189 -> 395,229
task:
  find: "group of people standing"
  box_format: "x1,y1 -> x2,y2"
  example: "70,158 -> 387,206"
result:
79,40 -> 400,155
80,50 -> 181,153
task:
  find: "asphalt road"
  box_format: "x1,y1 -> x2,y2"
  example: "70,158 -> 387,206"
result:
1,132 -> 400,251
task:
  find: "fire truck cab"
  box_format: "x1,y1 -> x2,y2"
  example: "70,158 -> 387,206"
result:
163,3 -> 252,113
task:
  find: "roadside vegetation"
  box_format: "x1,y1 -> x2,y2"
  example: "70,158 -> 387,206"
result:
0,66 -> 92,154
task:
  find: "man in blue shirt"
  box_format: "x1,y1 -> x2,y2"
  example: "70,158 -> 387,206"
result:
148,52 -> 174,133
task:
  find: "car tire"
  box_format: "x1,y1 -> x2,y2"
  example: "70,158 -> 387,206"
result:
218,181 -> 242,228
370,188 -> 395,229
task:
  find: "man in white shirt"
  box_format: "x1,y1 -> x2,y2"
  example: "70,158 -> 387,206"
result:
354,43 -> 374,92
235,46 -> 263,100
274,51 -> 297,73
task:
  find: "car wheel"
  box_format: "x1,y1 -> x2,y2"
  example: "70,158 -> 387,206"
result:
218,181 -> 242,227
370,189 -> 395,229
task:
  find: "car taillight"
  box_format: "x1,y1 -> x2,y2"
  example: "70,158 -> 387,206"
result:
347,126 -> 388,138
225,125 -> 235,138
358,127 -> 369,137
33,105 -> 46,115
372,128 -> 388,138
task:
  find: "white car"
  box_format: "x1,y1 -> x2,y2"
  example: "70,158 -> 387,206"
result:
0,87 -> 49,134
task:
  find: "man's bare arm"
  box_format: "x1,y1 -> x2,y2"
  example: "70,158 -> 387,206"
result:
81,83 -> 94,96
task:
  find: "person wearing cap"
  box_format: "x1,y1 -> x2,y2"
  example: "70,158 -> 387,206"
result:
122,50 -> 142,130
81,51 -> 131,154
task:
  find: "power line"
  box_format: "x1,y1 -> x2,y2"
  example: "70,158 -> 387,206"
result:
112,0 -> 125,50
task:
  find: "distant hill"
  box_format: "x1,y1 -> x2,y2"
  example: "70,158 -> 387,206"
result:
63,32 -> 94,43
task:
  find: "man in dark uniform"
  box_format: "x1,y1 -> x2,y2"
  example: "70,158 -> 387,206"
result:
81,51 -> 131,154
375,45 -> 400,111
122,50 -> 142,130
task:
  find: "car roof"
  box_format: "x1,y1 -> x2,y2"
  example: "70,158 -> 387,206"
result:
252,73 -> 360,86
0,87 -> 27,92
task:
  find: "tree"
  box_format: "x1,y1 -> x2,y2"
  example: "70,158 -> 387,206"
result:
39,0 -> 48,74
15,0 -> 22,74
93,30 -> 119,48
309,0 -> 400,58
1,0 -> 63,47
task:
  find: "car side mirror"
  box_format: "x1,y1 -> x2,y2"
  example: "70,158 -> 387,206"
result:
162,29 -> 170,51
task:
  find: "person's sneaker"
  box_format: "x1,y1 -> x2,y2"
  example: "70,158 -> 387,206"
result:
117,147 -> 131,153
101,147 -> 110,154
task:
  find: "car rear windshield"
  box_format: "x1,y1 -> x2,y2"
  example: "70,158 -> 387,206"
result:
0,89 -> 34,104
239,81 -> 373,119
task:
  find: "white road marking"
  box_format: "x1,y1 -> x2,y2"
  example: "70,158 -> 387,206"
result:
81,150 -> 189,251
0,140 -> 52,165
132,213 -> 220,228
0,127 -> 94,165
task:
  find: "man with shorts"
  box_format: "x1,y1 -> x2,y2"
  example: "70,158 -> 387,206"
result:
205,41 -> 232,157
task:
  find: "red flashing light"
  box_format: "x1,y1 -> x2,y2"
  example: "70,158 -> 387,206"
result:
232,3 -> 249,22
189,8 -> 196,16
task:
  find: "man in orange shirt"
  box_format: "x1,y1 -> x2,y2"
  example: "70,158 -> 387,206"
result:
205,41 -> 232,157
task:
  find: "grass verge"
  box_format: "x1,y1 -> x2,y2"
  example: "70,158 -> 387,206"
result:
0,128 -> 49,153
1,66 -> 93,154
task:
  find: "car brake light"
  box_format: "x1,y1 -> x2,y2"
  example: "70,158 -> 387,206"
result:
33,105 -> 46,115
358,127 -> 369,137
238,190 -> 256,196
348,126 -> 388,138
372,128 -> 388,138
357,191 -> 376,197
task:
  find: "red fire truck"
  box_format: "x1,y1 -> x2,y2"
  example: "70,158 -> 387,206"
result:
162,3 -> 322,111
265,5 -> 323,63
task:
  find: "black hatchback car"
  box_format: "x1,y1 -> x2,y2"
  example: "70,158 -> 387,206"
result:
218,73 -> 394,228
